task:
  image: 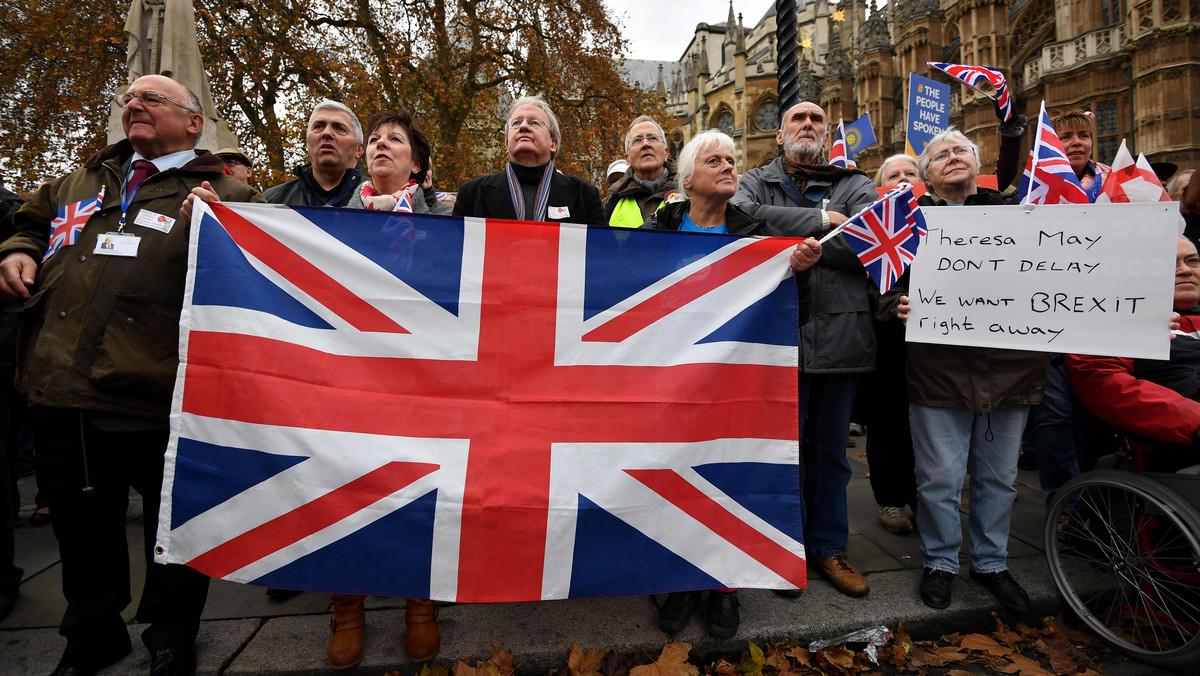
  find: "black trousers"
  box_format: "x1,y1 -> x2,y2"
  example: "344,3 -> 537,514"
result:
33,407 -> 209,654
861,318 -> 917,509
0,382 -> 21,596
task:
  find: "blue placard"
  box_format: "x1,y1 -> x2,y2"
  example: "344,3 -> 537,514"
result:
906,73 -> 951,156
844,114 -> 877,154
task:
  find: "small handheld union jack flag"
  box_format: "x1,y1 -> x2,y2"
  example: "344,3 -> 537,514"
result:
44,186 -> 105,262
828,119 -> 857,169
927,61 -> 1012,122
829,183 -> 926,294
1019,101 -> 1089,205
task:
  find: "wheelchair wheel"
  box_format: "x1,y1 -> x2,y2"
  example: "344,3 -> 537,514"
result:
1046,470 -> 1200,668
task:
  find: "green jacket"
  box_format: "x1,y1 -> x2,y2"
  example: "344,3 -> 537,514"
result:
0,140 -> 261,421
602,160 -> 679,227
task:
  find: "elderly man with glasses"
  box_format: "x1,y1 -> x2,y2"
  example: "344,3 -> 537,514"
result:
603,115 -> 680,228
0,73 -> 259,676
454,95 -> 603,223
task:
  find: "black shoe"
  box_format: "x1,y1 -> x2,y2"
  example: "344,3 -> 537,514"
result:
970,569 -> 1032,613
265,587 -> 302,600
919,567 -> 955,609
150,645 -> 196,676
657,591 -> 700,634
49,643 -> 132,676
30,507 -> 51,527
772,588 -> 803,598
0,588 -> 17,622
705,591 -> 740,639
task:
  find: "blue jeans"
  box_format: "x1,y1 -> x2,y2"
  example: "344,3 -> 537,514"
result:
799,374 -> 858,559
910,404 -> 1028,574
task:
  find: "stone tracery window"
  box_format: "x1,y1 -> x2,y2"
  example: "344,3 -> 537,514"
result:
754,100 -> 779,131
716,110 -> 735,135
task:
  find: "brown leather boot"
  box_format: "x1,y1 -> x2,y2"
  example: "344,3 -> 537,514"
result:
813,554 -> 870,597
328,593 -> 366,669
404,598 -> 440,662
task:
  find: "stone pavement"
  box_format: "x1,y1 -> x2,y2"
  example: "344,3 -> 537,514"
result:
2,434 -> 1068,675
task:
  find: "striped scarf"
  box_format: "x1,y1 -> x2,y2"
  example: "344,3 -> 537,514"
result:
506,160 -> 554,221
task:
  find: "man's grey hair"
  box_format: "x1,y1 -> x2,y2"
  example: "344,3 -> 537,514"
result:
876,153 -> 918,185
625,115 -> 667,153
1167,169 -> 1195,201
676,130 -> 736,201
507,94 -> 562,146
184,89 -> 203,116
917,127 -> 981,182
310,99 -> 363,144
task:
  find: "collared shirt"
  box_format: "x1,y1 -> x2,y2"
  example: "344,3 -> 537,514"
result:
128,148 -> 197,177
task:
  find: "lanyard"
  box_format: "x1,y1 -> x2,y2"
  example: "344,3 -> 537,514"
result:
118,167 -> 143,232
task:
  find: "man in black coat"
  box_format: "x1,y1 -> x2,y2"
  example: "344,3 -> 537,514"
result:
262,100 -> 364,207
453,95 -> 604,224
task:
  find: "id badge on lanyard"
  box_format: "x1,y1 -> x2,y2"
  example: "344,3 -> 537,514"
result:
113,169 -> 145,257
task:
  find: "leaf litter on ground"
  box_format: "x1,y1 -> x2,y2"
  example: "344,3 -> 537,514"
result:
414,613 -> 1115,676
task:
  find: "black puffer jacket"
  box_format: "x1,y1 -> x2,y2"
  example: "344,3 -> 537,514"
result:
263,164 -> 362,207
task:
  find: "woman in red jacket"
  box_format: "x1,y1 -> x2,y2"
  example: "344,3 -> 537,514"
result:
1066,236 -> 1200,464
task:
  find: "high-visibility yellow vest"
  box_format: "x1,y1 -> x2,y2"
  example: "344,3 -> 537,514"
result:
609,196 -> 665,228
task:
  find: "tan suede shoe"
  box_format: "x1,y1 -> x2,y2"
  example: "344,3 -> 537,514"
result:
328,593 -> 366,669
405,598 -> 440,662
812,554 -> 869,597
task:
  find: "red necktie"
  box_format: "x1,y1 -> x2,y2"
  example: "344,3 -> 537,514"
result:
126,159 -> 159,199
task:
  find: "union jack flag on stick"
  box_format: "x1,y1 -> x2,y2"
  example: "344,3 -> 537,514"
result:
821,183 -> 926,295
927,61 -> 1013,122
44,187 -> 105,262
829,119 -> 857,169
156,202 -> 810,602
1019,101 -> 1090,205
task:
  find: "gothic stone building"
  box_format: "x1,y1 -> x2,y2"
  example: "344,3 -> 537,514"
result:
643,0 -> 1199,181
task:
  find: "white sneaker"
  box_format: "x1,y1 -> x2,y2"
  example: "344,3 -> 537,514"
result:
878,504 -> 913,534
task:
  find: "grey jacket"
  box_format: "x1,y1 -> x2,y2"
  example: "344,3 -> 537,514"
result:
733,157 -> 879,373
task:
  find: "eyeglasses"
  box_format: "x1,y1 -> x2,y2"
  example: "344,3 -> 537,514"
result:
629,135 -> 663,148
1178,255 -> 1200,269
508,116 -> 546,130
115,90 -> 200,115
929,147 -> 974,164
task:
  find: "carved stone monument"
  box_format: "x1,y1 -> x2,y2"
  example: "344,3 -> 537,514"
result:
107,0 -> 238,150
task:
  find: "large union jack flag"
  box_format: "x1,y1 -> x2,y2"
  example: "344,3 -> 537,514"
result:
44,188 -> 104,262
837,185 -> 926,295
927,61 -> 1012,122
1019,101 -> 1090,205
828,119 -> 857,169
156,202 -> 808,602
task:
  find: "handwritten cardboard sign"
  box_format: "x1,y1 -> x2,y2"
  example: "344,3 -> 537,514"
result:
906,203 -> 1181,360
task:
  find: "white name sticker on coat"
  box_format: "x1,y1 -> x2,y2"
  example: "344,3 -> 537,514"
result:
548,206 -> 570,220
94,233 -> 141,257
134,209 -> 175,233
